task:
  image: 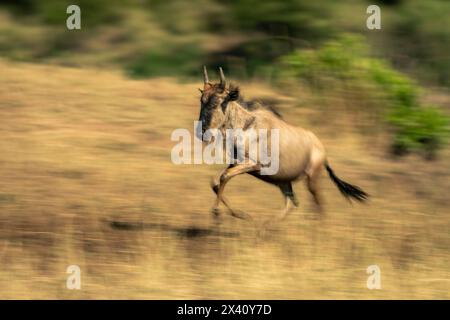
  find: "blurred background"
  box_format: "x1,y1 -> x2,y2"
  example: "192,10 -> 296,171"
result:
0,0 -> 449,299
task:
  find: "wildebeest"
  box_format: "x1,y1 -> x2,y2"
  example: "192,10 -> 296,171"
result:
198,66 -> 368,220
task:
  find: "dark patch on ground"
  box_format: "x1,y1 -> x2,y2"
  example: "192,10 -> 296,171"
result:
0,193 -> 16,203
108,220 -> 240,238
47,170 -> 87,179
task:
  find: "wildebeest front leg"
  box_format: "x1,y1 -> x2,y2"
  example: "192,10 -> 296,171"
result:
306,165 -> 324,216
212,162 -> 261,220
210,165 -> 236,216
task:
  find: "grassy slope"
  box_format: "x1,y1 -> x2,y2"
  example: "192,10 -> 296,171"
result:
0,60 -> 449,299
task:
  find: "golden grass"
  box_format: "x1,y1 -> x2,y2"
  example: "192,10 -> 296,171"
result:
0,60 -> 449,299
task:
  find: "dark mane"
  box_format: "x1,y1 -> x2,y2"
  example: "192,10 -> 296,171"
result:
238,98 -> 282,118
230,84 -> 282,118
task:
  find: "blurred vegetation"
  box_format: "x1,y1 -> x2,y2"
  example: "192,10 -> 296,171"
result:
0,0 -> 448,157
127,43 -> 205,78
388,0 -> 450,86
1,0 -> 448,84
1,0 -> 121,25
278,35 -> 449,157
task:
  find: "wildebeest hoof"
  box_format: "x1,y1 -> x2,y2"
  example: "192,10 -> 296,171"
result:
262,219 -> 280,231
231,209 -> 253,221
211,207 -> 221,217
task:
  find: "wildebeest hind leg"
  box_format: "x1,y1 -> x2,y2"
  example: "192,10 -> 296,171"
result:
306,166 -> 324,215
270,182 -> 298,222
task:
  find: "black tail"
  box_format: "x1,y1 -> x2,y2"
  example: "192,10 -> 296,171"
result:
325,163 -> 368,202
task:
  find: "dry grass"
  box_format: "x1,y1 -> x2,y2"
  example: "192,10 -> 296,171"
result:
0,60 -> 449,299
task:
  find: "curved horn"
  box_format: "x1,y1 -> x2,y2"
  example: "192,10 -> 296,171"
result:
203,65 -> 209,84
219,67 -> 226,86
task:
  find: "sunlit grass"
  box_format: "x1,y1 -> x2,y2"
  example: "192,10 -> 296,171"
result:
0,60 -> 449,299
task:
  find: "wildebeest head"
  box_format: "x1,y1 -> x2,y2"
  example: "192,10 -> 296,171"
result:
197,66 -> 239,138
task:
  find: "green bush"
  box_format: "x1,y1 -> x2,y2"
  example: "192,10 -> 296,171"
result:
228,0 -> 337,42
389,0 -> 450,86
278,35 -> 449,158
126,43 -> 205,78
388,106 -> 448,158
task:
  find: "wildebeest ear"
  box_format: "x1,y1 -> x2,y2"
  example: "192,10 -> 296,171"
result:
228,87 -> 240,101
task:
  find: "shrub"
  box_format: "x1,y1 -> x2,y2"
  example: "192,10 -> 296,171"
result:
278,35 -> 449,158
388,106 -> 448,158
126,43 -> 205,78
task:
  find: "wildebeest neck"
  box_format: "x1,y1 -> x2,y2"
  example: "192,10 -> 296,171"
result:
236,97 -> 282,119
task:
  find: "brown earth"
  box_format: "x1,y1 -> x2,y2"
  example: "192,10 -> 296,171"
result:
0,60 -> 449,299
